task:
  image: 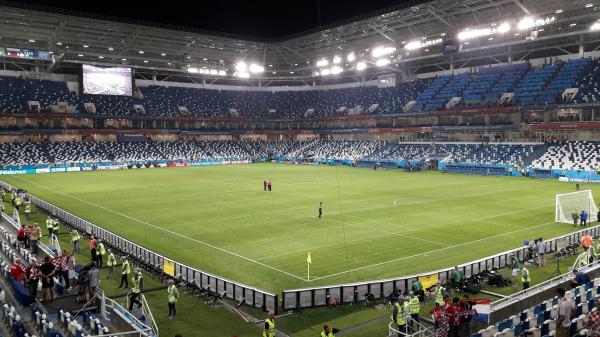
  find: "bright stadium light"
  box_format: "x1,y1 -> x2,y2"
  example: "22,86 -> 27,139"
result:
320,68 -> 331,76
188,67 -> 199,73
497,22 -> 510,33
372,46 -> 396,57
333,55 -> 342,64
218,70 -> 226,76
236,72 -> 250,78
330,66 -> 343,74
210,69 -> 218,75
313,71 -> 320,76
347,52 -> 356,62
108,47 -> 114,51
235,61 -> 248,72
138,50 -> 144,54
316,58 -> 329,67
249,63 -> 264,73
518,17 -> 535,30
458,28 -> 493,41
356,61 -> 367,71
591,21 -> 600,31
375,58 -> 391,67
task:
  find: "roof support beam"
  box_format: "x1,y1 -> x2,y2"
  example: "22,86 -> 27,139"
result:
427,8 -> 453,28
513,0 -> 531,15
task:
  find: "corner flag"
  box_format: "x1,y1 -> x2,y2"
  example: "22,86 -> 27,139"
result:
307,252 -> 312,280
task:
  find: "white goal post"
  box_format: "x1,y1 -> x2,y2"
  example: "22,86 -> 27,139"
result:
555,190 -> 598,224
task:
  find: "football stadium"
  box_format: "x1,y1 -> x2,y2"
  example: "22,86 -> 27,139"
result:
2,0 -> 600,336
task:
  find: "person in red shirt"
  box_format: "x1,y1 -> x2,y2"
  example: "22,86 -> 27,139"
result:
90,235 -> 97,262
445,297 -> 463,337
10,259 -> 26,282
16,225 -> 26,247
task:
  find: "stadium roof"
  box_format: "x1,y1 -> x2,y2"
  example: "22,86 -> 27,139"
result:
1,0 -> 600,86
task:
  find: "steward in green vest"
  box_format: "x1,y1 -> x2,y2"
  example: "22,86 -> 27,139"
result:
391,298 -> 407,336
128,270 -> 143,310
435,282 -> 445,305
578,250 -> 591,268
71,230 -> 81,253
321,325 -> 339,337
52,218 -> 59,235
46,218 -> 54,236
119,257 -> 131,289
167,279 -> 179,319
1,189 -> 5,201
96,240 -> 106,267
14,197 -> 22,210
24,204 -> 31,220
106,251 -> 116,279
521,267 -> 531,290
263,312 -> 276,337
409,292 -> 421,333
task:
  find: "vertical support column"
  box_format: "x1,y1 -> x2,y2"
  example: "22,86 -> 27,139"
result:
449,54 -> 455,74
579,34 -> 585,57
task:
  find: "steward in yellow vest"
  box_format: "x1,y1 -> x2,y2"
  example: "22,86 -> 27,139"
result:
263,312 -> 276,337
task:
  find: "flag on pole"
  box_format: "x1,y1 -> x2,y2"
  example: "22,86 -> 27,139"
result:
307,252 -> 312,281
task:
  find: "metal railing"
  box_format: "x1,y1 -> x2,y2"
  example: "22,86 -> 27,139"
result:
0,180 -> 279,314
282,225 -> 600,310
388,317 -> 435,337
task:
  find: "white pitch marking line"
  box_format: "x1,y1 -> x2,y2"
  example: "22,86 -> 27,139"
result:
309,220 -> 556,282
12,177 -> 307,281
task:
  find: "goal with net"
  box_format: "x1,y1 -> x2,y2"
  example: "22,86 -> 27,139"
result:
555,190 -> 598,224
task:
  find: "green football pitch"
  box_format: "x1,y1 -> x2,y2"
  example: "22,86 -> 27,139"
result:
2,163 -> 598,293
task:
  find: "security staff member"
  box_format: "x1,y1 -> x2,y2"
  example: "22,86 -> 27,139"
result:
13,195 -> 22,211
409,291 -> 421,332
46,217 -> 54,237
392,297 -> 407,337
521,266 -> 531,290
106,250 -> 116,279
24,203 -> 31,220
1,188 -> 5,201
318,202 -> 324,219
434,281 -> 445,305
71,230 -> 81,254
128,269 -> 143,310
167,279 -> 179,319
96,240 -> 106,267
119,256 -> 131,288
263,312 -> 276,337
321,324 -> 339,337
582,231 -> 593,251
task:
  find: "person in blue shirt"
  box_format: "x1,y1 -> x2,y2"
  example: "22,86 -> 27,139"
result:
571,269 -> 590,288
580,210 -> 589,227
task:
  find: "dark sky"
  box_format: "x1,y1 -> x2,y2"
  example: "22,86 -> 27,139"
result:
8,0 -> 423,40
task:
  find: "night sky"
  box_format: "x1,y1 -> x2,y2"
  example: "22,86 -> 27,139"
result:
7,0 -> 424,39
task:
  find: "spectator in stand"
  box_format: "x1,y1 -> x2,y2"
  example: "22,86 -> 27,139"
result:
29,224 -> 39,255
446,297 -> 463,337
16,225 -> 26,248
10,259 -> 26,283
585,298 -> 600,337
556,287 -> 575,337
60,250 -> 75,290
88,262 -> 100,300
571,269 -> 591,288
25,259 -> 40,300
40,256 -> 56,302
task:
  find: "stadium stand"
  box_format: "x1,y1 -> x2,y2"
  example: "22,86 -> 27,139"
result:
469,279 -> 600,337
530,141 -> 600,171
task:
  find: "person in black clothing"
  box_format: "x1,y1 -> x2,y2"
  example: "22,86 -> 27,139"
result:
318,202 -> 324,219
263,179 -> 267,191
40,256 -> 56,302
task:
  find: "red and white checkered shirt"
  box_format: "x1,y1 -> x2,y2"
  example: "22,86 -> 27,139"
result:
586,310 -> 600,337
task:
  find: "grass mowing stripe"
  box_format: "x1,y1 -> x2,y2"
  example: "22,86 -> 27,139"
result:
11,175 -> 307,282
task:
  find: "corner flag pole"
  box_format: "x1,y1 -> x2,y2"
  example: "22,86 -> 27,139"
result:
307,252 -> 312,281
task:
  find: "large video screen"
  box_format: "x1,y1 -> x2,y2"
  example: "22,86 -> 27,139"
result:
82,64 -> 133,96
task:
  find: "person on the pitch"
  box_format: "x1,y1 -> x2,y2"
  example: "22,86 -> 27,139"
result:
319,202 -> 324,219
263,178 -> 267,191
267,178 -> 272,191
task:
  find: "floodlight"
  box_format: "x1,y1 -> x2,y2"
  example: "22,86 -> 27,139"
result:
591,21 -> 600,31
404,41 -> 422,50
78,54 -> 83,57
313,71 -> 320,76
497,22 -> 510,33
218,70 -> 226,76
108,47 -> 114,51
347,52 -> 356,62
333,56 -> 341,64
249,63 -> 264,73
356,61 -> 367,71
210,69 -> 218,75
188,67 -> 199,73
375,58 -> 390,67
330,66 -> 343,74
316,59 -> 329,67
138,50 -> 144,54
372,46 -> 396,57
458,28 -> 493,41
236,72 -> 250,78
517,17 -> 535,30
320,69 -> 331,76
235,62 -> 248,72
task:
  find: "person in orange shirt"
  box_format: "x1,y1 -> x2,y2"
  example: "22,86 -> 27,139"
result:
581,231 -> 593,252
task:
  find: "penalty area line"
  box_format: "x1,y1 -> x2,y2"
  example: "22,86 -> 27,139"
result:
11,177 -> 308,282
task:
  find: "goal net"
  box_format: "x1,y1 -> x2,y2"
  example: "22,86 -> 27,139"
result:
555,190 -> 598,224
